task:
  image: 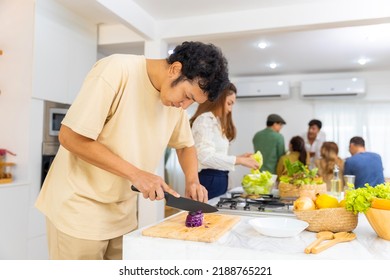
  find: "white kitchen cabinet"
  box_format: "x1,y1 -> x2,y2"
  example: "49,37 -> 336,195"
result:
67,26 -> 97,103
32,0 -> 97,105
0,183 -> 29,259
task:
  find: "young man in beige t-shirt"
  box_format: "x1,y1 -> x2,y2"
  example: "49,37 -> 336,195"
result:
35,41 -> 229,259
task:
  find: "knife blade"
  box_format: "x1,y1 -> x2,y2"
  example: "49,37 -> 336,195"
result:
131,185 -> 218,213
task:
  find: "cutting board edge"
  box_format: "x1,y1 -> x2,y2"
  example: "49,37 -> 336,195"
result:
141,231 -> 219,243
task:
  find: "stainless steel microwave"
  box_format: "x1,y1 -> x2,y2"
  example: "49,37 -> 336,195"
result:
48,108 -> 68,136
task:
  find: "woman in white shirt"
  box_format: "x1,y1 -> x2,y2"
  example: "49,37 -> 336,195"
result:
190,83 -> 259,199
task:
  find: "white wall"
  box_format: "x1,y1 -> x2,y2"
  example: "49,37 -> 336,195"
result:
33,0 -> 97,104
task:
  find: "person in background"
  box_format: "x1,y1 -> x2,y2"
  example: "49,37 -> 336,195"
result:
276,136 -> 310,179
34,41 -> 230,260
315,141 -> 344,191
252,114 -> 286,174
190,83 -> 259,199
344,136 -> 385,188
302,119 -> 326,169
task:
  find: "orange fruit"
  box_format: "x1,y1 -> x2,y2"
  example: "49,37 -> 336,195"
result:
371,197 -> 390,210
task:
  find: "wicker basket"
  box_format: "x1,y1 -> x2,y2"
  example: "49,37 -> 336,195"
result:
278,182 -> 327,198
294,207 -> 358,232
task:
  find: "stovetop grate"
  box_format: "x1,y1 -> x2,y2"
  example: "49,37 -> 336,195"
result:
214,191 -> 295,217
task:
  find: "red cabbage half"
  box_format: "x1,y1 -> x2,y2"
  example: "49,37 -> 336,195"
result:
185,210 -> 204,227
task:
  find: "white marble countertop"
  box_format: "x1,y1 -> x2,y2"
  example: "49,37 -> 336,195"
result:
123,211 -> 390,260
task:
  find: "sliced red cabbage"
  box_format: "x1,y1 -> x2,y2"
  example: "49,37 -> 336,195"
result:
185,210 -> 204,227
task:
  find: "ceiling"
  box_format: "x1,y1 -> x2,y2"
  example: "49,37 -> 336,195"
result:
55,0 -> 390,77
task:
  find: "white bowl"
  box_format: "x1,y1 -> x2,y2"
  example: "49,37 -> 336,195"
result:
248,217 -> 309,238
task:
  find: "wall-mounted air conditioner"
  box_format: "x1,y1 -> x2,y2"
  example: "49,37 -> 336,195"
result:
234,80 -> 290,99
300,78 -> 365,98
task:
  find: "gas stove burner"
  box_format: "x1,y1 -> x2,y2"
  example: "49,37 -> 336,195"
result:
216,198 -> 238,209
230,191 -> 276,200
215,192 -> 294,217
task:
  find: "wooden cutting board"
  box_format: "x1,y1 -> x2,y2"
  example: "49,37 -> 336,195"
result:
142,212 -> 240,243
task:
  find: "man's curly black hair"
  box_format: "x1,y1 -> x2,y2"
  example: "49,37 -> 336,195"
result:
166,41 -> 230,102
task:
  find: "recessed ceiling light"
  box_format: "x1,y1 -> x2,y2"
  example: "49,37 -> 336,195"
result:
277,81 -> 284,86
257,42 -> 268,49
358,58 -> 369,65
168,49 -> 174,55
269,63 -> 277,69
351,77 -> 358,82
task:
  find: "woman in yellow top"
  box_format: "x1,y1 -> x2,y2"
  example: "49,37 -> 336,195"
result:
315,141 -> 344,191
276,136 -> 310,178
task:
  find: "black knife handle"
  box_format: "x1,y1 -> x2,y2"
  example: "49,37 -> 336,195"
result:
131,185 -> 168,198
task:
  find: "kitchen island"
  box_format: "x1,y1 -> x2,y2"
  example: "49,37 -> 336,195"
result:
123,212 -> 390,260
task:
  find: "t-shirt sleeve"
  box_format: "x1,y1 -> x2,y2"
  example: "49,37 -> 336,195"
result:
167,110 -> 194,149
62,57 -> 123,140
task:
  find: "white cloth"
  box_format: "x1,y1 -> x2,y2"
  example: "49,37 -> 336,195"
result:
302,130 -> 326,169
191,112 -> 236,172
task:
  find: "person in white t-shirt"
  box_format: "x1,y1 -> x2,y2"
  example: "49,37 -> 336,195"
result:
190,83 -> 259,199
35,41 -> 230,260
302,119 -> 326,169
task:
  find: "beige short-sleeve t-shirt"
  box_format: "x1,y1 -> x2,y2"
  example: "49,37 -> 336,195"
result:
35,54 -> 194,240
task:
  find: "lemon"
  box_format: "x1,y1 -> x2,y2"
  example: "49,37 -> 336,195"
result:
315,193 -> 339,209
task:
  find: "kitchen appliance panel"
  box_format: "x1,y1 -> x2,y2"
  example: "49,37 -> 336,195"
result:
41,101 -> 69,188
43,101 -> 69,143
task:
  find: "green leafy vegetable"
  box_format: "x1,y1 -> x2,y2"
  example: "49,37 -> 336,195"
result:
241,169 -> 274,195
344,183 -> 390,214
279,159 -> 323,186
251,151 -> 263,170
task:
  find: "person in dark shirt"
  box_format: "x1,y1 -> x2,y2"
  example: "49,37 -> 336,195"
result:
344,136 -> 385,188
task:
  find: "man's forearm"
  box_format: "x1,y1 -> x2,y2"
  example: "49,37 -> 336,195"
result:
175,146 -> 199,183
59,124 -> 139,181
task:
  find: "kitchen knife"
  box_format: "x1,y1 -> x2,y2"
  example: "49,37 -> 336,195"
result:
131,185 -> 218,213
